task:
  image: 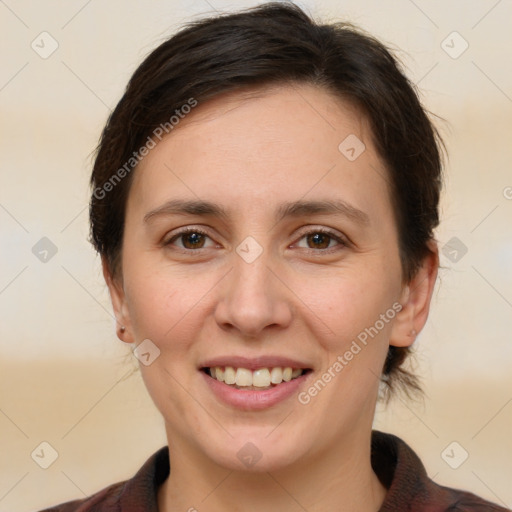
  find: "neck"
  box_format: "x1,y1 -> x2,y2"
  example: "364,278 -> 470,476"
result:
158,427 -> 387,512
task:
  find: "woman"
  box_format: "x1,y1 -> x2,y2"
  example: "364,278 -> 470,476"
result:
40,3 -> 510,511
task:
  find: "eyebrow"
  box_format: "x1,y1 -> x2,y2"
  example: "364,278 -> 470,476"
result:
143,198 -> 370,226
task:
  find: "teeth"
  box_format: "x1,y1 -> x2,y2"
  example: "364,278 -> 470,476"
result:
270,367 -> 283,384
224,366 -> 236,384
235,368 -> 252,386
207,366 -> 305,387
291,368 -> 302,379
252,368 -> 271,387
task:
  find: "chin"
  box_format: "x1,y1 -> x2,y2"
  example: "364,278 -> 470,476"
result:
202,428 -> 308,473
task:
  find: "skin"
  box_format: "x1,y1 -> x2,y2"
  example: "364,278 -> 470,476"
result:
104,83 -> 439,512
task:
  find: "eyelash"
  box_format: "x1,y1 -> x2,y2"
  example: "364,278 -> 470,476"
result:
163,226 -> 349,254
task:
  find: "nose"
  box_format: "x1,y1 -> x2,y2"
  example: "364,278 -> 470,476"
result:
213,251 -> 293,338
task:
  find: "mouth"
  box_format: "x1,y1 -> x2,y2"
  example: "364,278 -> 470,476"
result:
201,366 -> 312,390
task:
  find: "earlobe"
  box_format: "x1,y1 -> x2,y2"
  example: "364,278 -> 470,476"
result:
389,242 -> 439,348
101,256 -> 134,344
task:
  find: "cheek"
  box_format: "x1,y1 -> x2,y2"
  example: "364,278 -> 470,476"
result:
297,267 -> 400,347
124,267 -> 216,418
123,262 -> 219,349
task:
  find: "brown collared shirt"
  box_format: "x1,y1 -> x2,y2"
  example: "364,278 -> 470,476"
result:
39,431 -> 510,511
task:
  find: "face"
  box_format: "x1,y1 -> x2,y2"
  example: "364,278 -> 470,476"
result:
107,83 -> 434,472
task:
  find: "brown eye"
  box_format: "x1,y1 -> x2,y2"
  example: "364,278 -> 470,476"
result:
165,228 -> 214,250
181,232 -> 206,249
306,232 -> 332,249
295,229 -> 346,252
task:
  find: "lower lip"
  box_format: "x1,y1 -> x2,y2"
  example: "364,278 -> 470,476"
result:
201,370 -> 310,410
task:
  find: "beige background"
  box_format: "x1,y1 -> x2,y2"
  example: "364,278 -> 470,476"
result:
1,0 -> 511,510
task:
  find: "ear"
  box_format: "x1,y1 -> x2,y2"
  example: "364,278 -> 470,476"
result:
102,256 -> 135,344
390,241 -> 439,347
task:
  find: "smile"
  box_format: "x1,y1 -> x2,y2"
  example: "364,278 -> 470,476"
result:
202,366 -> 310,390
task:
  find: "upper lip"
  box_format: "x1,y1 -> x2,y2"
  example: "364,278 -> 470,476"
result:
199,355 -> 312,371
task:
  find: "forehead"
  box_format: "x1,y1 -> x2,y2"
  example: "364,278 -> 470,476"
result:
149,83 -> 370,162
130,83 -> 391,224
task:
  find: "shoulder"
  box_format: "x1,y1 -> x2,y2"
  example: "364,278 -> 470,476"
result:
372,431 -> 510,512
36,446 -> 170,512
37,482 -> 125,512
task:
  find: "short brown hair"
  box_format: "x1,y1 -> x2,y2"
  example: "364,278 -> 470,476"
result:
89,2 -> 443,397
